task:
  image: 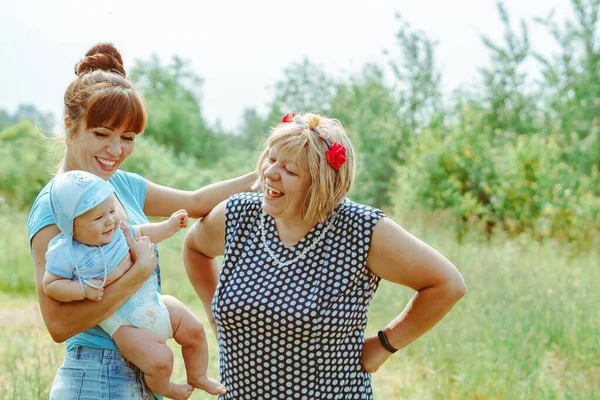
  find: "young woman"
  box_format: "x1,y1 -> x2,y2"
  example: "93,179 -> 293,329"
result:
28,42 -> 254,399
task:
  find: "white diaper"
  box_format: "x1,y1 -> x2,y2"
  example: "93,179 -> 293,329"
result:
100,275 -> 173,340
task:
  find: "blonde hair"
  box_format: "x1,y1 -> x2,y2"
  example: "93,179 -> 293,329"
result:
254,113 -> 355,224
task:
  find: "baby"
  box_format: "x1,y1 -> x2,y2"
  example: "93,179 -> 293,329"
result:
42,170 -> 226,400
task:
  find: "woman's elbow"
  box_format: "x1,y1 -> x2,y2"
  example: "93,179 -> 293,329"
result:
182,236 -> 199,266
447,271 -> 467,301
46,320 -> 70,343
42,304 -> 73,343
183,228 -> 211,264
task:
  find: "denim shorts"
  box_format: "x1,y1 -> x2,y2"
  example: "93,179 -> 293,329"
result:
49,346 -> 158,400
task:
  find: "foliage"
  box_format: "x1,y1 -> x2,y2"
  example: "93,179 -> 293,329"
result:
534,0 -> 600,174
406,1 -> 600,247
122,134 -> 255,191
0,121 -> 57,210
2,0 -> 600,247
0,104 -> 55,134
129,56 -> 227,165
477,2 -> 538,138
235,108 -> 272,152
386,14 -> 444,133
0,123 -> 254,214
412,111 -> 600,246
331,66 -> 406,208
269,58 -> 336,115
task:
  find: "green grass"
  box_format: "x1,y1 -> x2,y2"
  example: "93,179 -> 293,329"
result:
0,206 -> 598,399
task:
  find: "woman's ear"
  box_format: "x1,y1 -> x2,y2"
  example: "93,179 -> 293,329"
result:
64,116 -> 72,128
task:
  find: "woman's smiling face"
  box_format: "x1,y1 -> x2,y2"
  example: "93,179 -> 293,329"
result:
260,146 -> 311,223
65,124 -> 136,180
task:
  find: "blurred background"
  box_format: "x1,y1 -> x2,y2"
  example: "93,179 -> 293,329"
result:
1,0 -> 598,399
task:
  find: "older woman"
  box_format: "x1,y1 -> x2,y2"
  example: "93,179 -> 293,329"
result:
27,43 -> 255,399
183,112 -> 466,399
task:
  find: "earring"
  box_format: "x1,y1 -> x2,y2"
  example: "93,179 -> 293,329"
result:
65,137 -> 72,146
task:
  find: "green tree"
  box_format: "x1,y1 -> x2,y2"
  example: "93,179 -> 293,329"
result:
237,108 -> 271,152
331,66 -> 405,208
0,104 -> 55,134
0,121 -> 56,209
535,0 -> 600,176
269,58 -> 335,116
477,2 -> 538,140
386,14 -> 444,134
129,55 -> 224,165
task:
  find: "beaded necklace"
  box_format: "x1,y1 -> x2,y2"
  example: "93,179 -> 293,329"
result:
259,211 -> 337,267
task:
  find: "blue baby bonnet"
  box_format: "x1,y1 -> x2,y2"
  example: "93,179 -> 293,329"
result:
49,170 -> 115,241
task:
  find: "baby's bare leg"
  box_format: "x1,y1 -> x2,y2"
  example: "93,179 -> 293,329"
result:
162,295 -> 226,395
112,325 -> 193,400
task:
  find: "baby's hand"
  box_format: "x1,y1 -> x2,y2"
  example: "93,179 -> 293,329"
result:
169,209 -> 188,233
85,279 -> 104,301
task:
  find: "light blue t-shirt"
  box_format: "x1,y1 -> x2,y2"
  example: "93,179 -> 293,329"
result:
28,170 -> 161,352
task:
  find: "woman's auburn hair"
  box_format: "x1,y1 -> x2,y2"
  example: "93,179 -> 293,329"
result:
64,43 -> 147,136
254,113 -> 356,224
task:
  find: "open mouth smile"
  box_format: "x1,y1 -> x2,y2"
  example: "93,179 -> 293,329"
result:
96,157 -> 118,171
266,184 -> 284,199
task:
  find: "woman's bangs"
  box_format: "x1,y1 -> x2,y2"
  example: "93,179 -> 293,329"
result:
269,128 -> 309,166
85,89 -> 147,134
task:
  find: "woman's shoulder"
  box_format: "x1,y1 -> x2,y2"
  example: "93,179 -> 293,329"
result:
226,192 -> 262,218
109,169 -> 145,190
332,200 -> 386,245
337,198 -> 386,221
30,179 -> 54,208
27,179 -> 56,241
227,192 -> 262,208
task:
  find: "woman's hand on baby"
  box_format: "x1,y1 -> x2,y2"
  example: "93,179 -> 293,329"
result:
121,221 -> 158,280
85,279 -> 105,301
169,209 -> 189,233
361,335 -> 393,373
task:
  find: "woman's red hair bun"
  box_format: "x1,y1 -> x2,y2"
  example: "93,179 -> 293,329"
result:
75,43 -> 126,77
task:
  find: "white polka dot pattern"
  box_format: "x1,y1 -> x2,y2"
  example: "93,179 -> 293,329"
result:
213,192 -> 385,399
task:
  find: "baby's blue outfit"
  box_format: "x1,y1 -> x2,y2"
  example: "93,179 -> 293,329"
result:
28,170 -> 165,351
45,225 -> 173,339
46,228 -> 130,282
29,170 -> 166,400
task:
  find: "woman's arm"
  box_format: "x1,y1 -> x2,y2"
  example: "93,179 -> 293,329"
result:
31,223 -> 158,343
361,217 -> 466,372
182,200 -> 227,337
144,172 -> 256,219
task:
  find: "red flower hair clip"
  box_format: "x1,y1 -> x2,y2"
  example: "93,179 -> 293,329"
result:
281,113 -> 295,123
325,143 -> 346,170
281,113 -> 347,170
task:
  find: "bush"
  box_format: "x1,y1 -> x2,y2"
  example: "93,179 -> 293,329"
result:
123,134 -> 256,190
0,123 -> 256,213
410,106 -> 600,248
0,121 -> 57,210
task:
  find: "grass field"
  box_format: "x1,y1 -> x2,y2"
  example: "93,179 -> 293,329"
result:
0,204 -> 598,399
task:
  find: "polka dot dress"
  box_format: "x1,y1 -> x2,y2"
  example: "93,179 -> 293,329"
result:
213,192 -> 385,399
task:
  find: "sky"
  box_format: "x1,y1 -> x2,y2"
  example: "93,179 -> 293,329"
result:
0,0 -> 574,132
